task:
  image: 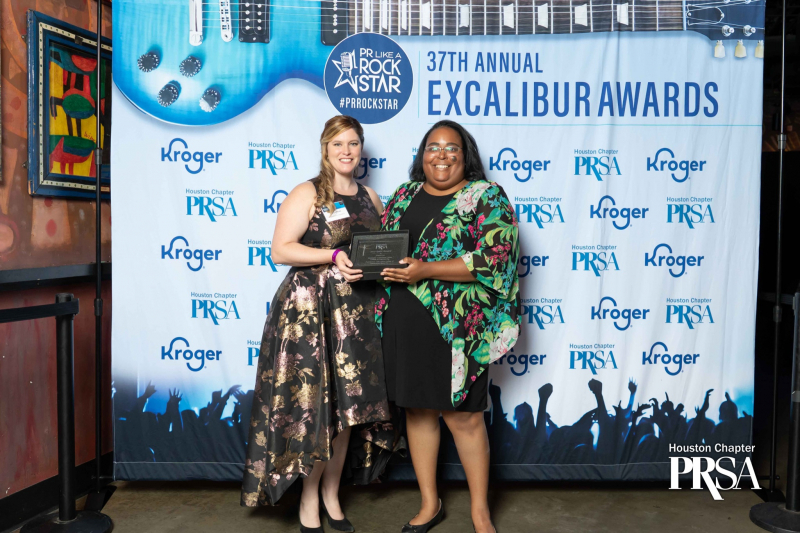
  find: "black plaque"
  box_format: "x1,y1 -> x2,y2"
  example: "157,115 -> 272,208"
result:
350,231 -> 410,280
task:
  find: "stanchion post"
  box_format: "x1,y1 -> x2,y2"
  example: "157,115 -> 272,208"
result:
55,293 -> 77,522
788,289 -> 800,511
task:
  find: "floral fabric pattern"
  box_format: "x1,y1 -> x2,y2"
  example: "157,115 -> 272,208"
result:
376,180 -> 521,407
242,182 -> 398,507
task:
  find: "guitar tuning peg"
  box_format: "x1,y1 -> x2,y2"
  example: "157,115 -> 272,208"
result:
755,40 -> 764,59
735,40 -> 747,58
714,40 -> 726,58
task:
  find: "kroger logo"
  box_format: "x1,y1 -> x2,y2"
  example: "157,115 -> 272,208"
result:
492,349 -> 546,376
572,247 -> 619,277
574,155 -> 621,181
590,296 -> 650,331
191,292 -> 240,326
666,299 -> 714,329
569,344 -> 618,374
515,201 -> 564,228
187,195 -> 237,222
521,299 -> 564,330
667,198 -> 715,229
356,157 -> 387,179
264,190 -> 288,213
161,337 -> 221,372
518,255 -> 549,277
590,195 -> 649,230
161,138 -> 222,174
647,148 -> 707,183
248,150 -> 298,175
642,341 -> 699,376
644,243 -> 704,278
489,148 -> 550,183
161,236 -> 221,272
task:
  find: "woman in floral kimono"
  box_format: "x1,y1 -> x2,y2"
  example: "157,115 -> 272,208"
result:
241,116 -> 398,533
378,121 -> 520,533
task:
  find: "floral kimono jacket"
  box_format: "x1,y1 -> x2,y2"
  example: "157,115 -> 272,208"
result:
376,179 -> 521,408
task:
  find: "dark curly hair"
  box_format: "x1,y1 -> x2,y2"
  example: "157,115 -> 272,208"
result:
410,120 -> 486,182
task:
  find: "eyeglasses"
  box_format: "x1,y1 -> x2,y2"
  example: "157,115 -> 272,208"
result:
424,145 -> 461,154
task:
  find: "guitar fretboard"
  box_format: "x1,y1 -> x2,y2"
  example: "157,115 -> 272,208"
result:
321,0 -> 684,44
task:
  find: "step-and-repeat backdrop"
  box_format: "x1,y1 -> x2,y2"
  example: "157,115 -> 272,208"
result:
112,0 -> 765,480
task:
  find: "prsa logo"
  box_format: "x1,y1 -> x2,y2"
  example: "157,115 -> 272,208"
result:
642,341 -> 700,376
518,255 -> 549,277
666,298 -> 714,330
647,148 -> 707,183
161,236 -> 222,272
591,296 -> 650,331
590,195 -> 649,230
670,456 -> 760,501
161,337 -> 221,372
191,292 -> 240,326
489,148 -> 550,183
572,245 -> 619,277
644,243 -> 704,278
247,239 -> 278,271
186,189 -> 237,222
247,339 -> 261,366
514,197 -> 564,229
569,343 -> 617,374
667,196 -> 715,229
574,149 -> 621,181
161,138 -> 222,174
356,156 -> 387,180
492,348 -> 547,376
520,298 -> 564,330
324,33 -> 413,124
248,145 -> 299,175
264,190 -> 288,214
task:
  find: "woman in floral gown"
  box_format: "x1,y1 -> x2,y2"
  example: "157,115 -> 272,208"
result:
378,121 -> 521,533
242,116 -> 397,533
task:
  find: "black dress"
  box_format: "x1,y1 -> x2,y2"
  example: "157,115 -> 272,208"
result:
382,187 -> 489,412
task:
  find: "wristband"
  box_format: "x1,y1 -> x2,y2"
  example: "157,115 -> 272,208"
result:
331,249 -> 341,263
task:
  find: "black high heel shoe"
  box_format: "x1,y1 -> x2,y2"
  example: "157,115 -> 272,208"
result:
299,525 -> 323,533
321,501 -> 355,532
401,499 -> 444,533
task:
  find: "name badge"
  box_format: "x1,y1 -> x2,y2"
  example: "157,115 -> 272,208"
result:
323,201 -> 350,222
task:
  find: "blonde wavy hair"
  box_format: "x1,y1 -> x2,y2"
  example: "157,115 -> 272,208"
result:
316,115 -> 364,214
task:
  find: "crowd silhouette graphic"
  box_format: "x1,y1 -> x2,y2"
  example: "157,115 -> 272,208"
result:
114,378 -> 751,469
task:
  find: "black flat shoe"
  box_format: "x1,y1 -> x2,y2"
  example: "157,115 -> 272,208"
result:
401,499 -> 444,533
321,501 -> 355,532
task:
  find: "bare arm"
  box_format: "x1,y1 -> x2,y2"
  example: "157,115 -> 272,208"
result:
365,186 -> 384,216
381,256 -> 475,284
271,182 -> 334,266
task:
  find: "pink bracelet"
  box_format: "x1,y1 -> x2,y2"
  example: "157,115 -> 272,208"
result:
331,249 -> 341,263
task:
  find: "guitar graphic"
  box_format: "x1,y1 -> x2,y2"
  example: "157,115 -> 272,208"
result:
113,0 -> 765,126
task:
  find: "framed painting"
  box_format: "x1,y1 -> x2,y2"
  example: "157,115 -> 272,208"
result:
27,11 -> 112,199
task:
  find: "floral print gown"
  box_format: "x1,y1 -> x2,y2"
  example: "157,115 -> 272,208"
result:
376,180 -> 522,408
242,181 -> 396,507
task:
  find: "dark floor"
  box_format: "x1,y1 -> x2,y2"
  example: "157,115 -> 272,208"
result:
16,480 -> 770,533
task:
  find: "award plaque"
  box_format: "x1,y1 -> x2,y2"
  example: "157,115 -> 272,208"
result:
350,231 -> 410,280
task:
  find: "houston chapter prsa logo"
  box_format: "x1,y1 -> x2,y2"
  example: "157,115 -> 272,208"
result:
161,336 -> 221,372
160,138 -> 222,174
569,342 -> 617,374
667,196 -> 715,228
247,239 -> 278,271
186,188 -> 237,222
514,196 -> 564,228
666,298 -> 714,329
670,446 -> 760,500
190,291 -> 240,326
520,298 -> 564,330
248,142 -> 298,175
325,33 -> 413,124
572,244 -> 619,276
574,149 -> 621,181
